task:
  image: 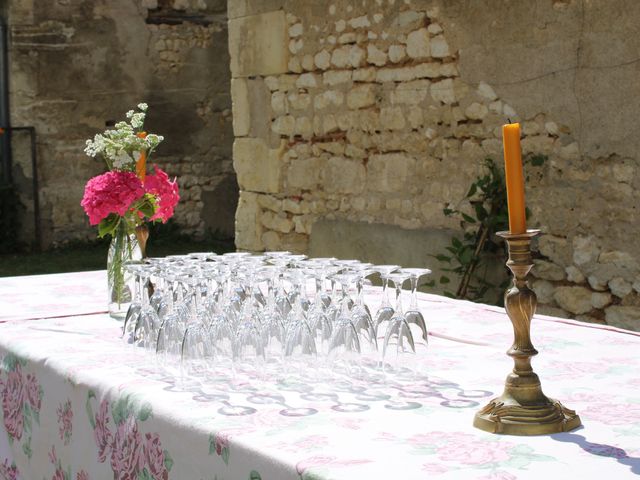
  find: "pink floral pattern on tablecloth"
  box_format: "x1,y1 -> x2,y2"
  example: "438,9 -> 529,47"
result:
93,399 -> 112,463
0,458 -> 18,480
1,366 -> 24,441
476,471 -> 518,480
296,456 -> 372,479
87,393 -> 173,480
46,445 -> 91,480
110,416 -> 144,480
48,446 -> 67,480
405,431 -> 556,473
144,433 -> 169,480
57,400 -> 73,446
209,431 -> 231,465
580,402 -> 640,426
76,471 -> 89,480
272,435 -> 330,454
1,354 -> 43,459
0,270 -> 107,322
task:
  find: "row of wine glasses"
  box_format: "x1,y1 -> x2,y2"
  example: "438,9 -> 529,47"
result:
122,252 -> 431,375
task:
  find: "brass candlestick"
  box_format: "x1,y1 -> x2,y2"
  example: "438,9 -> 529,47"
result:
473,229 -> 581,435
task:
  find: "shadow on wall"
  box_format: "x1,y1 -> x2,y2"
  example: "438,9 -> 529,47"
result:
200,174 -> 239,239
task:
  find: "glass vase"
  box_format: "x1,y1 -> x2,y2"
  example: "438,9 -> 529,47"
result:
107,222 -> 142,319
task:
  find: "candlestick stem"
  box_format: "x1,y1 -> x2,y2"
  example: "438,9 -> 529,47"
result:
473,229 -> 581,435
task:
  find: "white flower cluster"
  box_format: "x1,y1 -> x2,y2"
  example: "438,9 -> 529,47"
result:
84,103 -> 164,171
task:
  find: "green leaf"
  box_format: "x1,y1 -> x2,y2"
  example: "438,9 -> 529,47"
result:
23,405 -> 32,434
451,237 -> 462,249
32,407 -> 40,425
439,275 -> 450,284
22,436 -> 32,459
221,448 -> 229,465
2,353 -> 24,372
473,203 -> 488,221
138,468 -> 153,480
98,214 -> 120,238
209,435 -> 216,455
443,208 -> 454,217
111,396 -> 131,426
466,183 -> 477,198
86,390 -> 97,429
164,450 -> 174,471
460,248 -> 473,265
137,197 -> 156,219
137,403 -> 153,422
249,471 -> 262,480
423,280 -> 436,288
461,213 -> 476,224
434,254 -> 451,263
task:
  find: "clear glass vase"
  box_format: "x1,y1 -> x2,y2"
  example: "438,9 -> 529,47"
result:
107,222 -> 142,319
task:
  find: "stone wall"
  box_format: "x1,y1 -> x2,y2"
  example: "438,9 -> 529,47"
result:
7,0 -> 236,248
229,0 -> 640,331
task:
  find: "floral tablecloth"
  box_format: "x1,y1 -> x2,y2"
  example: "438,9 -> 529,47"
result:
0,271 -> 638,480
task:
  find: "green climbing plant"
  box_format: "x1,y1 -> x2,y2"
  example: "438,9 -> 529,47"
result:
428,154 -> 547,305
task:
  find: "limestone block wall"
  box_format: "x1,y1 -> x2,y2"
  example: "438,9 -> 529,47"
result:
7,0 -> 236,247
228,0 -> 640,331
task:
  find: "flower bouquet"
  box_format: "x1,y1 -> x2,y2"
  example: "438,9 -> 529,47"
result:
81,103 -> 180,319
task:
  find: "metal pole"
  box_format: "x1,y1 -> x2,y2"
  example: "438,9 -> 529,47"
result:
28,127 -> 40,250
0,17 -> 11,184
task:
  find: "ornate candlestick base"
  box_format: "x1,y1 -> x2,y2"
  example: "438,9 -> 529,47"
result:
473,230 -> 581,435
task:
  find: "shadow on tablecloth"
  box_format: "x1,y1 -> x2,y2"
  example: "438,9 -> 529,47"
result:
552,431 -> 640,475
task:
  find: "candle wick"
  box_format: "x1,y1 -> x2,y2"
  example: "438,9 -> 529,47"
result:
508,118 -> 512,124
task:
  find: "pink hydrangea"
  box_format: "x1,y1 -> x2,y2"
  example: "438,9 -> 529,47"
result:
81,171 -> 144,226
144,167 -> 179,223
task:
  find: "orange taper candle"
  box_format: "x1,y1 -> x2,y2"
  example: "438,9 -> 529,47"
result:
135,131 -> 148,181
502,122 -> 526,234
135,151 -> 147,182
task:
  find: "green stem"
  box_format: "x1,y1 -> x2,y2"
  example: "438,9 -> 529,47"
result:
109,219 -> 137,308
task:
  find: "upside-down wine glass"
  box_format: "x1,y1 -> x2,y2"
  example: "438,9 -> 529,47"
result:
381,271 -> 414,373
373,265 -> 400,337
402,268 -> 432,348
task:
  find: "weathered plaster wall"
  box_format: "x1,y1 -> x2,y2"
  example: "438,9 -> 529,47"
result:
7,0 -> 236,247
229,0 -> 640,330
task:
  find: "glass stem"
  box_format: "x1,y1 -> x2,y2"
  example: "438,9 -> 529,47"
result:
395,281 -> 403,314
381,276 -> 391,307
340,283 -> 351,316
410,276 -> 418,311
134,273 -> 142,304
